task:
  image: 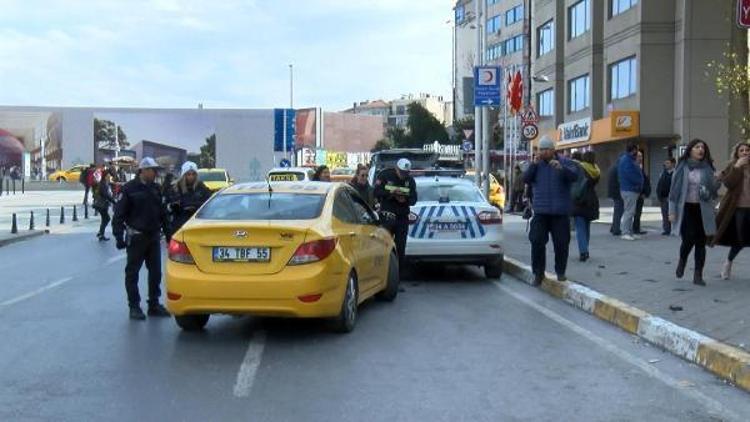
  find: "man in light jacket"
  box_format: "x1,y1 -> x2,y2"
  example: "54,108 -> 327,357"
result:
617,143 -> 644,240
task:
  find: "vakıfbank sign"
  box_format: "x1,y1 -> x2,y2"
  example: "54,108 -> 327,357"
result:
558,118 -> 592,145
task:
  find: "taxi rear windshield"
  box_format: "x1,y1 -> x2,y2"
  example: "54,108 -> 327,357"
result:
197,193 -> 325,220
268,172 -> 305,181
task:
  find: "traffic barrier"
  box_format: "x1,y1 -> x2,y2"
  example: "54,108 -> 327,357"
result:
11,213 -> 17,234
73,205 -> 78,222
46,209 -> 50,227
60,206 -> 65,224
29,211 -> 34,231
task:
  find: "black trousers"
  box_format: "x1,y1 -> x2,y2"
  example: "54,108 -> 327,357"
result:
386,219 -> 409,269
633,196 -> 644,233
679,203 -> 707,271
610,198 -> 624,235
125,234 -> 162,308
98,208 -> 110,237
83,185 -> 90,204
529,214 -> 570,277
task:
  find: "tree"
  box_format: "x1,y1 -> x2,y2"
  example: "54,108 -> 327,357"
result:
199,134 -> 216,168
403,102 -> 450,147
371,138 -> 393,153
386,126 -> 408,148
94,118 -> 129,149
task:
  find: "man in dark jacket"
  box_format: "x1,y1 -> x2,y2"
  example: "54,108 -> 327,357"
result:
617,143 -> 644,240
374,158 -> 417,270
113,157 -> 171,321
523,136 -> 579,285
656,158 -> 675,235
607,163 -> 623,236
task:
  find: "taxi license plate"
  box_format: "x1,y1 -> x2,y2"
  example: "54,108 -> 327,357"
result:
213,247 -> 271,262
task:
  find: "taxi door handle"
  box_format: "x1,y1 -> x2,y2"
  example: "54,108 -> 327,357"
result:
347,232 -> 356,237
369,233 -> 376,238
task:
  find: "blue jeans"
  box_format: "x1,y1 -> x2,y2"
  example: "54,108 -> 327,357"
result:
575,216 -> 590,255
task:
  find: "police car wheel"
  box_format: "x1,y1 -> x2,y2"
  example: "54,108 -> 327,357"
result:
484,257 -> 503,280
175,314 -> 210,331
330,272 -> 358,333
376,250 -> 400,302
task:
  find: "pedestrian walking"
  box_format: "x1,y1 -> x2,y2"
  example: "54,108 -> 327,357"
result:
92,169 -> 115,241
669,139 -> 720,286
374,158 -> 417,272
656,158 -> 676,235
618,143 -> 644,240
349,164 -> 375,208
632,150 -> 651,235
523,136 -> 579,285
712,142 -> 750,280
80,164 -> 95,205
113,157 -> 172,320
572,151 -> 600,262
511,163 -> 525,212
169,161 -> 211,235
607,162 -> 623,236
312,165 -> 331,182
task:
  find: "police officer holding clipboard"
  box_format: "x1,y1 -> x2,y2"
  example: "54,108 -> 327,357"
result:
374,158 -> 417,272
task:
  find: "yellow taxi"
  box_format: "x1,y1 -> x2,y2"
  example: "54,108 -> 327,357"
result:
465,171 -> 505,209
48,165 -> 88,182
197,168 -> 233,192
166,181 -> 399,333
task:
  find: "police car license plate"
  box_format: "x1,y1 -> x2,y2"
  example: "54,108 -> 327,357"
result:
213,247 -> 271,262
428,222 -> 468,232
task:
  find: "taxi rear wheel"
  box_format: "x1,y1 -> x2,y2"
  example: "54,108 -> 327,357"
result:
175,314 -> 210,331
376,251 -> 400,302
330,272 -> 358,333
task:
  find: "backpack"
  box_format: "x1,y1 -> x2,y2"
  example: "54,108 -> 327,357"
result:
571,170 -> 588,203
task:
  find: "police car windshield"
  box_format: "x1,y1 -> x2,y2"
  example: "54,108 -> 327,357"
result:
197,193 -> 325,220
199,171 -> 227,182
417,184 -> 483,203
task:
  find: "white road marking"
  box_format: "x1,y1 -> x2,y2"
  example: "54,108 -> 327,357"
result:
0,277 -> 74,307
494,282 -> 743,422
233,331 -> 267,398
105,254 -> 126,265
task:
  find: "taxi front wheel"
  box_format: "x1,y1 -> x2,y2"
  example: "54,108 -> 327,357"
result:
175,314 -> 210,331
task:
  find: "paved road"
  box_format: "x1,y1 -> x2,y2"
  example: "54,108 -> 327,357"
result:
1,228 -> 750,421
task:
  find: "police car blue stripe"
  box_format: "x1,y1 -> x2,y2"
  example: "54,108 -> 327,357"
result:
470,206 -> 486,237
410,206 -> 428,238
428,206 -> 446,239
418,206 -> 438,239
451,206 -> 467,239
460,206 -> 476,238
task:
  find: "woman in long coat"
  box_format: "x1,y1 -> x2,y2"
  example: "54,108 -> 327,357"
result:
712,141 -> 750,280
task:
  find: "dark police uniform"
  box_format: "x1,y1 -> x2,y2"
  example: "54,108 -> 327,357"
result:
374,168 -> 417,268
113,178 -> 170,310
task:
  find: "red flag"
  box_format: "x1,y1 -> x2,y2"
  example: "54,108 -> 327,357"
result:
510,71 -> 523,114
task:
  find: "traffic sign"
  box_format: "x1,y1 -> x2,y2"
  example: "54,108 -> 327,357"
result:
279,159 -> 291,168
739,0 -> 750,27
462,140 -> 473,152
520,106 -> 539,124
522,123 -> 539,140
474,66 -> 502,107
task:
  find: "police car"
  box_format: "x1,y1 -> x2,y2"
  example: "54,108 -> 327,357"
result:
406,173 -> 503,279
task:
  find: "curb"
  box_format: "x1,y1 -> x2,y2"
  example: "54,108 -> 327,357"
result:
503,256 -> 750,393
0,230 -> 48,248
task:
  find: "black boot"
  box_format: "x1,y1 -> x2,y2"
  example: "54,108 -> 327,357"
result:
579,252 -> 589,262
675,258 -> 686,279
147,303 -> 171,317
532,273 -> 544,286
693,270 -> 706,286
129,307 -> 146,320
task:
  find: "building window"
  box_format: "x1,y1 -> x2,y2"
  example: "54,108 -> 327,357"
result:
537,89 -> 554,117
568,0 -> 590,40
503,35 -> 524,55
610,56 -> 637,100
537,19 -> 554,57
505,4 -> 524,26
568,74 -> 590,112
455,5 -> 465,24
611,0 -> 637,17
487,15 -> 501,33
486,43 -> 503,61
396,106 -> 406,115
487,0 -> 501,6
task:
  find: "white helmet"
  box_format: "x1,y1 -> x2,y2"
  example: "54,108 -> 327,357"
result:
396,158 -> 412,172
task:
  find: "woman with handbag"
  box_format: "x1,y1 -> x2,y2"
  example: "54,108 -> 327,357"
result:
712,141 -> 750,280
669,139 -> 721,285
571,151 -> 600,262
93,169 -> 115,241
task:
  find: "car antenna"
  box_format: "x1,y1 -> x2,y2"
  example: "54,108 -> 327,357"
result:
266,177 -> 273,208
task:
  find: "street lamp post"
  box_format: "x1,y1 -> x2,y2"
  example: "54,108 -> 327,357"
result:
474,0 -> 483,188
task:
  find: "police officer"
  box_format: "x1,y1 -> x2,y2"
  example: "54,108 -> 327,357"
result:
374,158 -> 417,270
113,157 -> 171,320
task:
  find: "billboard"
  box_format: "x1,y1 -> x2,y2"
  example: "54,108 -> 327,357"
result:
0,110 -> 63,178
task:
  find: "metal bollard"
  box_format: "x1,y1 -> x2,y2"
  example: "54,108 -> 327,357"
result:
46,208 -> 50,227
12,180 -> 15,195
84,203 -> 89,219
21,179 -> 24,194
29,211 -> 34,231
60,206 -> 65,224
73,205 -> 78,222
11,213 -> 17,234
6,178 -> 9,195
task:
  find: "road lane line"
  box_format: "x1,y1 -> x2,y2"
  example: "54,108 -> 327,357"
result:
0,277 -> 74,307
494,282 -> 742,422
105,254 -> 126,265
233,331 -> 267,398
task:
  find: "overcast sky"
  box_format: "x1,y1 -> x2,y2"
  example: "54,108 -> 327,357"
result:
0,0 -> 453,112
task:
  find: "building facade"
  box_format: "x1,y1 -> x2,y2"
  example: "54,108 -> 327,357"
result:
530,0 -> 737,197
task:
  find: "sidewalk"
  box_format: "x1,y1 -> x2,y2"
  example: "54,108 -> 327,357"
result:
503,214 -> 750,353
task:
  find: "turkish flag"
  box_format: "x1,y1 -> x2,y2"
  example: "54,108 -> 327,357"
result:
510,71 -> 523,114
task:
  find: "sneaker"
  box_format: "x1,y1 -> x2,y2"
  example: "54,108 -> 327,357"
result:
721,260 -> 733,280
129,307 -> 146,320
557,274 -> 567,282
621,234 -> 636,241
147,304 -> 171,317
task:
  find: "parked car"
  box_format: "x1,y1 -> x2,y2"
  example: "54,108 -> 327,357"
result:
197,168 -> 233,192
48,165 -> 88,183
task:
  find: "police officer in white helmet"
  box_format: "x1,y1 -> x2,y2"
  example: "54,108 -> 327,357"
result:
374,158 -> 418,273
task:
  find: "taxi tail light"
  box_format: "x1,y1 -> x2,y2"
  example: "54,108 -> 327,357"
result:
288,238 -> 337,266
408,212 -> 420,225
477,210 -> 503,225
168,239 -> 195,264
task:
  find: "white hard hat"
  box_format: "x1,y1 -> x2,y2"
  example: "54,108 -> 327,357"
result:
397,158 -> 412,172
138,157 -> 161,170
181,161 -> 198,176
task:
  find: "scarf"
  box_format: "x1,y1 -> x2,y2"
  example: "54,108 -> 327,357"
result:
579,162 -> 600,179
670,159 -> 716,203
